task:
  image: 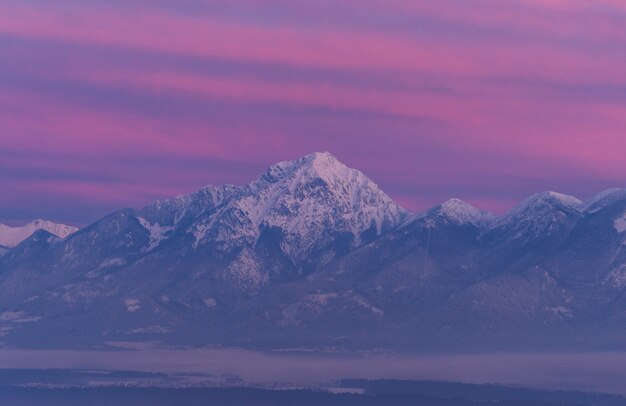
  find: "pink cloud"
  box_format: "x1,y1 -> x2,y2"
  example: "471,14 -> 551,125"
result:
1,1 -> 625,85
1,0 -> 625,222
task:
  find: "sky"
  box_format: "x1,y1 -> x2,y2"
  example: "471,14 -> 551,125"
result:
1,0 -> 625,226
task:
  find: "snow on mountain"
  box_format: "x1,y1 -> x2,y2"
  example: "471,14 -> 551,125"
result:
144,184 -> 242,229
0,219 -> 78,248
583,188 -> 626,213
500,192 -> 582,226
437,198 -> 495,226
240,152 -> 408,252
136,217 -> 173,252
143,152 -> 409,258
493,191 -> 582,238
4,152 -> 626,352
508,191 -> 582,216
403,198 -> 495,229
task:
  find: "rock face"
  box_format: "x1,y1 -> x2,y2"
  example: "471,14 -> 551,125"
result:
0,152 -> 625,352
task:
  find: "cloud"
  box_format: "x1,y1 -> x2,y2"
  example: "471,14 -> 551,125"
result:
0,0 -> 625,223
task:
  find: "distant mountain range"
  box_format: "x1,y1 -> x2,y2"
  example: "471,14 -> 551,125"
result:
0,220 -> 77,256
0,152 -> 625,351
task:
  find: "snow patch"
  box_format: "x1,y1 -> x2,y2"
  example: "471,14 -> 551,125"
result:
127,325 -> 170,334
223,249 -> 266,292
0,311 -> 41,323
606,267 -> 626,289
137,217 -> 173,251
191,223 -> 211,248
542,191 -> 583,208
550,306 -> 574,318
327,387 -> 366,395
353,295 -> 384,316
203,298 -> 217,307
306,292 -> 338,305
125,299 -> 141,313
99,258 -> 126,269
614,211 -> 626,233
0,311 -> 26,321
62,287 -> 101,303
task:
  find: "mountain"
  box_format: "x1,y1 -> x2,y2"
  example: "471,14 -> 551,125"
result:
0,219 -> 77,250
0,153 -> 625,352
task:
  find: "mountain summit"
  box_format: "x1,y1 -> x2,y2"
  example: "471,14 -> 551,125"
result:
141,152 -> 408,259
227,151 -> 408,255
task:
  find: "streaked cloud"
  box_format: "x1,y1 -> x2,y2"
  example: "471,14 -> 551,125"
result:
1,0 -> 625,224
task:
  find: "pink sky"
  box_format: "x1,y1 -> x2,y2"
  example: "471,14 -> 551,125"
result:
1,0 -> 625,225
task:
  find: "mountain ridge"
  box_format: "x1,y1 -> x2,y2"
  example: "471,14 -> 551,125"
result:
0,153 -> 625,351
0,219 -> 78,250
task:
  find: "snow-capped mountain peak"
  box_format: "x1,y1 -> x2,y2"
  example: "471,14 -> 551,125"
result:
544,191 -> 583,207
437,198 -> 496,226
259,152 -> 359,190
583,188 -> 626,213
202,152 -> 408,257
0,219 -> 78,248
301,151 -> 353,184
403,198 -> 495,228
139,153 -> 408,261
250,152 -> 407,233
493,191 -> 583,239
504,191 -> 582,220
